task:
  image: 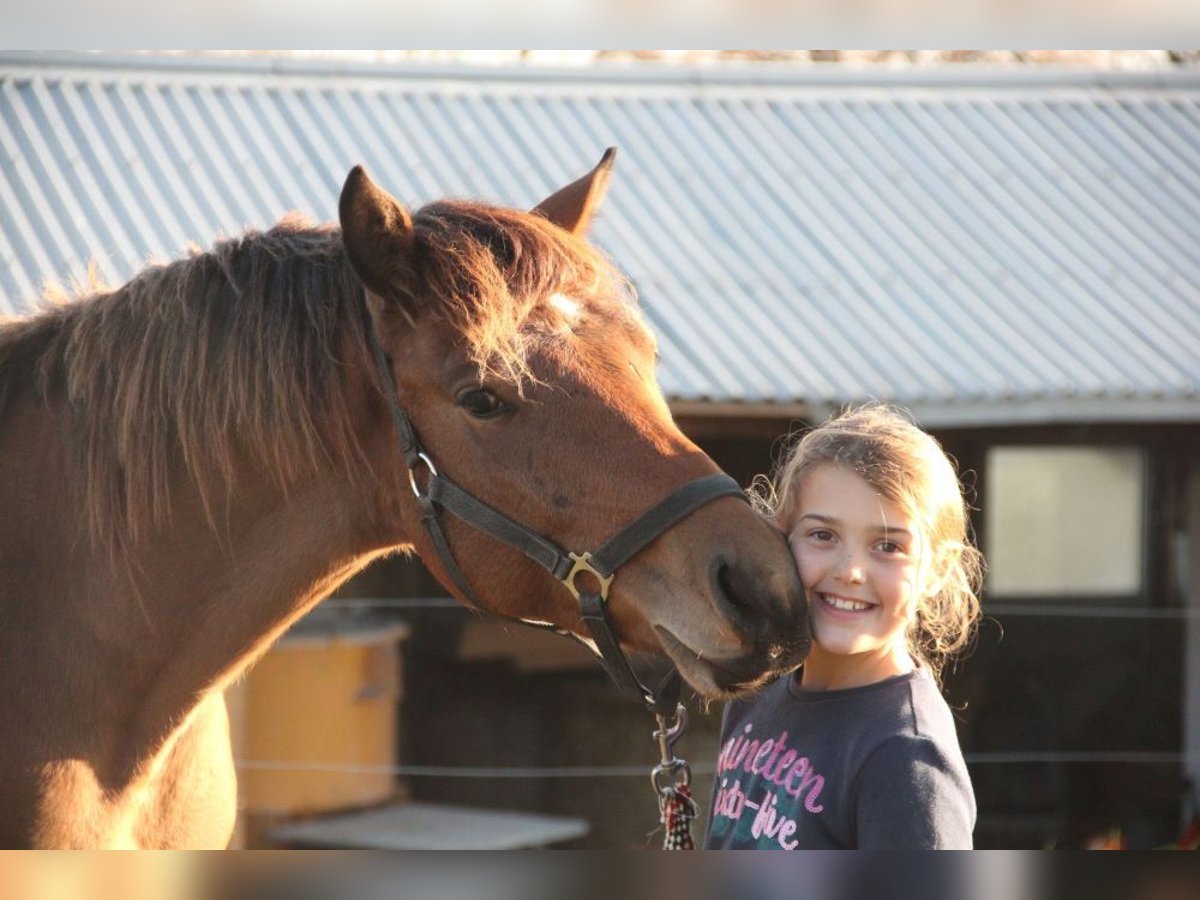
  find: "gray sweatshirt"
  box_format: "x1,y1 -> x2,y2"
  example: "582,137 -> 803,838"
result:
704,667 -> 975,849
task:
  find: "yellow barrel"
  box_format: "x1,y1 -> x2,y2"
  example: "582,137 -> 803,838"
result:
238,613 -> 411,817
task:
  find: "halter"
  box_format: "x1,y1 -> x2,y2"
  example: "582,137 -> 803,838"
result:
364,316 -> 747,716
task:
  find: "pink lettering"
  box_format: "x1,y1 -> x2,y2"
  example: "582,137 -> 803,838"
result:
717,737 -> 737,773
778,818 -> 798,849
769,748 -> 797,782
784,757 -> 810,797
781,757 -> 826,811
750,790 -> 779,839
719,725 -> 753,773
750,739 -> 774,774
749,789 -> 805,849
763,731 -> 788,776
800,772 -> 825,814
713,777 -> 747,821
716,724 -> 829,826
737,740 -> 760,772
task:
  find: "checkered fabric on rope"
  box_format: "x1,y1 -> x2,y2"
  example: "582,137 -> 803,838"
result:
660,784 -> 697,850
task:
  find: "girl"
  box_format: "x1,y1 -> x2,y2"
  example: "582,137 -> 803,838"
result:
705,405 -> 983,849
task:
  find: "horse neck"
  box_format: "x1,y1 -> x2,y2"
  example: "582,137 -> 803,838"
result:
133,461 -> 399,738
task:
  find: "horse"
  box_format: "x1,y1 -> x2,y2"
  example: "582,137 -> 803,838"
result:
0,151 -> 810,848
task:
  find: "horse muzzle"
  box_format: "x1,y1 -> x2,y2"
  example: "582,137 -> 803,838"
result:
645,538 -> 813,697
654,623 -> 811,699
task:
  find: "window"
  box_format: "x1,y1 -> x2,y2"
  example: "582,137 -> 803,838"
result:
984,446 -> 1146,597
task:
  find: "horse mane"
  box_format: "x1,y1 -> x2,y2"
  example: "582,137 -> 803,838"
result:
0,202 -> 633,551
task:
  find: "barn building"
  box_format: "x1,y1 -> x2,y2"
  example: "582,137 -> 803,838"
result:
2,52 -> 1198,848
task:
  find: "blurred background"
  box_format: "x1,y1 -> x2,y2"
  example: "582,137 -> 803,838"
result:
1,49 -> 1198,849
3,852 -> 1200,899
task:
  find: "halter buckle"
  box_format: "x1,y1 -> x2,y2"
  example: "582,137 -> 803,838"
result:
562,551 -> 615,601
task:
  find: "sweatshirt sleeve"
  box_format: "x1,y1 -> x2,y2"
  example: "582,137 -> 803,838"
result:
853,734 -> 976,849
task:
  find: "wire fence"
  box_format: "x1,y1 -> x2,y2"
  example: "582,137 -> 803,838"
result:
238,595 -> 1200,781
331,596 -> 1200,619
233,752 -> 1200,780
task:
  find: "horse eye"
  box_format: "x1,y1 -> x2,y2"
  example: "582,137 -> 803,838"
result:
458,388 -> 506,419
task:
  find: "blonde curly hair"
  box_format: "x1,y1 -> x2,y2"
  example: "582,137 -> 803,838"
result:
761,404 -> 983,684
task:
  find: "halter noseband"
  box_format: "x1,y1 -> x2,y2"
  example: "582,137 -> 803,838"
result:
365,316 -> 747,713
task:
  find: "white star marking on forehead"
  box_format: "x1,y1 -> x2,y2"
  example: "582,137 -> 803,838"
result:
549,292 -> 582,323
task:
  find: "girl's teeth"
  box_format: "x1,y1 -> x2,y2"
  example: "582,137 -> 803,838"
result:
824,595 -> 870,611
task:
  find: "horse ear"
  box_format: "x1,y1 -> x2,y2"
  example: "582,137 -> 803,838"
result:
339,166 -> 417,320
532,147 -> 616,236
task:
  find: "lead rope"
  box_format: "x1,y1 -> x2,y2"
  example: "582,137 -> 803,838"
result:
651,703 -> 697,850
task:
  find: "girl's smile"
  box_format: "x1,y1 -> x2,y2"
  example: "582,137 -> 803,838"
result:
787,463 -> 929,690
816,592 -> 877,615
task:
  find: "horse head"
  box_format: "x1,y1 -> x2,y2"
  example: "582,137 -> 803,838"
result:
339,151 -> 810,698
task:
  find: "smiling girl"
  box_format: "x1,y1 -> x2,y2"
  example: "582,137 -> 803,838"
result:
705,405 -> 983,849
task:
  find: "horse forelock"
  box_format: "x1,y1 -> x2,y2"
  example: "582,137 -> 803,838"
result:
409,200 -> 639,390
0,214 -> 377,552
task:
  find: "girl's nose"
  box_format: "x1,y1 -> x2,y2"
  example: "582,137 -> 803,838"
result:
837,550 -> 866,584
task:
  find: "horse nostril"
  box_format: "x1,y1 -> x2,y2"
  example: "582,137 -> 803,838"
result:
712,550 -> 812,668
713,557 -> 755,620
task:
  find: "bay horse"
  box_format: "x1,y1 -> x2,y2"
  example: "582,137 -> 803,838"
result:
0,151 -> 809,848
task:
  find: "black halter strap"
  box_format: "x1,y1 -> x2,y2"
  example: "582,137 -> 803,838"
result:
425,471 -> 745,707
365,317 -> 746,712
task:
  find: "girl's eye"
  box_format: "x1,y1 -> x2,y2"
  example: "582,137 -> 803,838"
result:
458,388 -> 507,419
810,529 -> 835,542
877,540 -> 904,554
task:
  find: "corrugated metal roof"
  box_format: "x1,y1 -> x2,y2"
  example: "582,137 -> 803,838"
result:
2,53 -> 1199,425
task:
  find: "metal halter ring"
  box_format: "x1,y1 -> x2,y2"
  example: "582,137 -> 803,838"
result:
407,452 -> 438,499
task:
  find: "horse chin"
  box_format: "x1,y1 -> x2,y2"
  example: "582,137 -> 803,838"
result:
652,625 -> 802,700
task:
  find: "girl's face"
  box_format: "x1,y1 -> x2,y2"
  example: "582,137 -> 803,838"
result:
786,463 -> 929,689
